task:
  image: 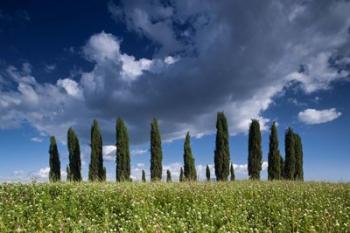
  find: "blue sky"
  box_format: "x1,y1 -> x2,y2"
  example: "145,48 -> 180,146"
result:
0,0 -> 349,182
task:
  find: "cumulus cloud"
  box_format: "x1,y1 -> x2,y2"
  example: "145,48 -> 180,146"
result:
0,1 -> 349,146
298,108 -> 342,124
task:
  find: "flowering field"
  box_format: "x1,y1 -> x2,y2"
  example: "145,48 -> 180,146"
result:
0,181 -> 349,232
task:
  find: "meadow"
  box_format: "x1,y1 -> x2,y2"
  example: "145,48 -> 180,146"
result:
0,181 -> 349,232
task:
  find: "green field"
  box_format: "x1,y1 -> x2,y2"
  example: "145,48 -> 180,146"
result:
0,181 -> 349,232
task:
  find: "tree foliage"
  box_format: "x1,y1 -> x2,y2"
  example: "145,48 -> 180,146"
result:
67,128 -> 82,182
230,163 -> 235,181
49,136 -> 61,182
214,112 -> 230,181
248,119 -> 262,180
294,133 -> 304,181
179,167 -> 184,182
268,122 -> 281,180
284,128 -> 296,180
166,170 -> 172,182
206,165 -> 210,181
150,118 -> 163,181
116,118 -> 131,182
183,132 -> 197,181
88,120 -> 106,181
142,170 -> 146,182
280,156 -> 285,179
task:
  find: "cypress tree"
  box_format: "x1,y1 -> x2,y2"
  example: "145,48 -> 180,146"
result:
248,119 -> 262,180
166,170 -> 172,182
67,128 -> 82,182
268,122 -> 281,180
116,118 -> 130,182
214,112 -> 230,181
150,118 -> 163,181
49,136 -> 61,182
284,128 -> 295,180
230,163 -> 235,181
88,119 -> 106,181
280,155 -> 285,179
206,165 -> 210,181
179,167 -> 184,182
294,133 -> 304,181
142,170 -> 146,182
66,166 -> 71,181
183,132 -> 196,181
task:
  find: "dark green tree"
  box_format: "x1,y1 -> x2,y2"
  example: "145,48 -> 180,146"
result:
248,119 -> 262,180
66,166 -> 71,181
142,170 -> 146,182
230,163 -> 235,181
179,167 -> 184,182
67,128 -> 82,182
214,112 -> 230,181
88,119 -> 106,181
183,132 -> 196,181
294,133 -> 304,181
116,118 -> 131,182
166,170 -> 172,182
206,165 -> 210,181
268,122 -> 281,180
280,155 -> 285,179
49,136 -> 61,182
284,128 -> 296,180
150,118 -> 163,181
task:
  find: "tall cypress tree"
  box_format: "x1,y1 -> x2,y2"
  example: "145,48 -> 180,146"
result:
183,132 -> 196,181
284,128 -> 296,180
280,155 -> 285,179
142,170 -> 146,182
116,118 -> 130,182
214,112 -> 230,181
88,119 -> 106,181
248,119 -> 262,180
150,118 -> 163,181
67,128 -> 82,182
230,163 -> 235,181
49,136 -> 61,182
294,133 -> 304,181
166,170 -> 172,182
66,166 -> 71,181
206,165 -> 210,181
179,167 -> 184,182
268,122 -> 281,180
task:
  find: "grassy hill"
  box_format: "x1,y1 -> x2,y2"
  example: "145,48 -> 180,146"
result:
0,181 -> 349,232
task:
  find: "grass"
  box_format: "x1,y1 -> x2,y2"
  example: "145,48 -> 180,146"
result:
0,181 -> 349,232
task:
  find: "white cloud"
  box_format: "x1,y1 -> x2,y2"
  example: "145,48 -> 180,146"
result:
82,32 -> 170,82
298,108 -> 342,124
32,167 -> 67,181
57,79 -> 82,98
102,145 -> 147,161
287,52 -> 349,93
103,145 -> 116,161
164,56 -> 178,65
83,32 -> 120,62
31,137 -> 43,143
131,149 -> 148,156
35,167 -> 50,179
